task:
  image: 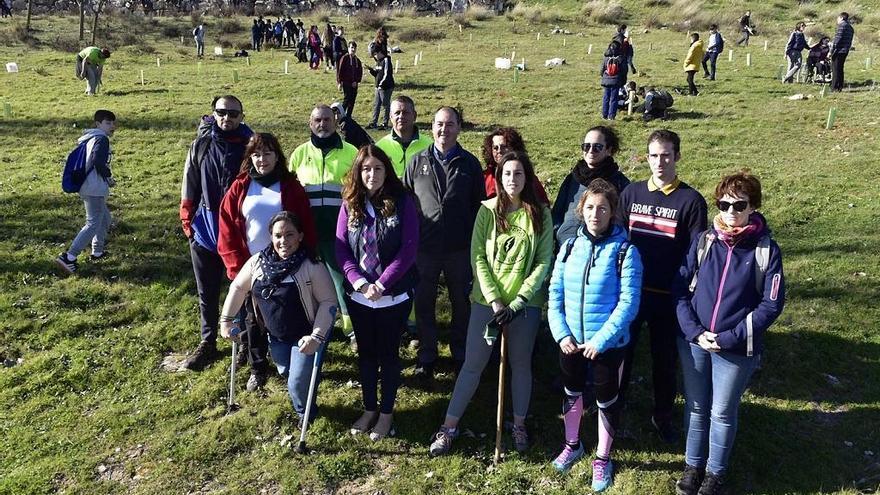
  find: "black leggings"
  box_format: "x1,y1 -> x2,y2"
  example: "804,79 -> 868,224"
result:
559,346 -> 625,408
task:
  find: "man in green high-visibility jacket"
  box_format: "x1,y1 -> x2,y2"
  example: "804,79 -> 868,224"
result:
375,95 -> 433,178
290,104 -> 358,339
76,46 -> 111,95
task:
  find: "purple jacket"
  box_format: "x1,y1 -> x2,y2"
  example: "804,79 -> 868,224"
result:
334,193 -> 419,296
672,215 -> 785,356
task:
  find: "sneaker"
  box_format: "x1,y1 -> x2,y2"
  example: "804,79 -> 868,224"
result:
652,416 -> 680,444
429,426 -> 457,457
551,442 -> 584,472
591,458 -> 614,492
349,335 -> 358,354
89,251 -> 109,260
697,471 -> 727,495
179,340 -> 219,371
511,424 -> 529,453
55,253 -> 77,275
369,413 -> 394,441
246,371 -> 267,392
350,410 -> 378,435
676,464 -> 706,495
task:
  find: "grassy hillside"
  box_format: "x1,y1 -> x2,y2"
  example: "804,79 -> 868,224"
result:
1,7 -> 879,495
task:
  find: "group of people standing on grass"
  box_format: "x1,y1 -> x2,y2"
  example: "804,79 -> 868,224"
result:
50,92 -> 783,494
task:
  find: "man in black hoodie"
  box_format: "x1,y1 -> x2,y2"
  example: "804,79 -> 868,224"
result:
366,49 -> 394,130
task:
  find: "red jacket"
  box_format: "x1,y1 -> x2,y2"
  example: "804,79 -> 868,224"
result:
218,173 -> 318,280
336,53 -> 363,85
482,166 -> 551,206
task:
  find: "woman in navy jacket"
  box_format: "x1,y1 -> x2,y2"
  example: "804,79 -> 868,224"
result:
672,171 -> 785,495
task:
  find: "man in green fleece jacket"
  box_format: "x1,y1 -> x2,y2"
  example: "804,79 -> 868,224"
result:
76,46 -> 111,95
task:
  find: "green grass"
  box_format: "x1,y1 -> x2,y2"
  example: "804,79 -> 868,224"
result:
1,8 -> 880,494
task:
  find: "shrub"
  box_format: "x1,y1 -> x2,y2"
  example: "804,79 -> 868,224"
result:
398,27 -> 446,42
452,14 -> 473,28
217,19 -> 242,35
216,34 -> 236,48
161,24 -> 184,39
644,0 -> 669,6
127,43 -> 158,56
581,0 -> 627,25
52,35 -> 81,53
118,31 -> 140,47
467,4 -> 494,21
353,9 -> 389,30
510,3 -> 563,24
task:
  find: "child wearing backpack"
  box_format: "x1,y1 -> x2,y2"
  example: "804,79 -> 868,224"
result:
671,171 -> 785,495
55,110 -> 117,274
547,179 -> 643,492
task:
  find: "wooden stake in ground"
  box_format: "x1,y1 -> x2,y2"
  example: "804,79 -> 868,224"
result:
537,32 -> 541,41
588,44 -> 593,55
563,38 -> 566,47
140,69 -> 144,85
414,54 -> 418,66
493,330 -> 508,466
764,40 -> 768,51
511,50 -> 516,61
395,59 -> 400,72
156,57 -> 161,68
459,24 -> 462,34
867,57 -> 872,70
825,107 -> 837,129
513,66 -> 519,83
820,84 -> 827,98
746,53 -> 752,67
419,51 -> 423,63
628,97 -> 634,115
284,60 -> 289,74
469,33 -> 472,42
3,103 -> 11,118
649,42 -> 653,51
233,69 -> 239,83
246,56 -> 250,66
728,49 -> 733,62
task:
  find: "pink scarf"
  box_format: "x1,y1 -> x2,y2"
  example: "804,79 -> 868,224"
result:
713,212 -> 764,245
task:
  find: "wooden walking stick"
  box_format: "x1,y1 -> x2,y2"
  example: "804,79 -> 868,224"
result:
493,327 -> 508,466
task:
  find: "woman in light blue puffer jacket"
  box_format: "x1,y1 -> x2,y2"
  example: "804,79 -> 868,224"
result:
547,178 -> 643,492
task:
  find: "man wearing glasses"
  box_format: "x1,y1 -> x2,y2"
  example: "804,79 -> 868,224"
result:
179,96 -> 254,372
618,129 -> 707,444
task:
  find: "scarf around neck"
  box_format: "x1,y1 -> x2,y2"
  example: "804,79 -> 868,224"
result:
257,245 -> 308,298
248,164 -> 282,188
572,156 -> 620,187
310,132 -> 342,153
713,212 -> 766,245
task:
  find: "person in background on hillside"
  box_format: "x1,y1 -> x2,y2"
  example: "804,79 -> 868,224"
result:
307,25 -> 323,70
429,150 -> 553,457
370,26 -> 389,58
702,24 -> 724,81
331,102 -> 373,150
220,211 -> 337,428
336,145 -> 419,441
323,23 -> 335,69
375,96 -> 433,178
736,11 -> 752,46
403,107 -> 486,381
295,20 -> 308,63
290,104 -> 359,347
251,19 -> 262,52
481,127 -> 549,204
273,19 -> 283,47
366,49 -> 394,130
217,132 -> 317,392
55,110 -> 117,275
783,22 -> 808,83
618,129 -> 708,444
830,12 -> 854,92
672,171 -> 785,495
642,86 -> 674,121
336,41 -> 363,119
0,0 -> 12,17
612,24 -> 637,81
547,179 -> 643,492
333,27 -> 348,70
806,36 -> 831,82
552,126 -> 630,247
684,33 -> 704,96
616,80 -> 638,112
600,40 -> 628,119
75,46 -> 111,95
179,96 -> 254,371
283,16 -> 295,47
192,23 -> 205,58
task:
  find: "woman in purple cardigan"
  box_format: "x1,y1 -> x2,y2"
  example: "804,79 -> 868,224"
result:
335,145 -> 419,441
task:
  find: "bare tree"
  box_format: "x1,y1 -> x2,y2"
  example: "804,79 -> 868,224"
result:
91,0 -> 106,44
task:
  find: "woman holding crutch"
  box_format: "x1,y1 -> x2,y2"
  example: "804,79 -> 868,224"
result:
547,179 -> 643,492
220,211 -> 337,428
428,151 -> 553,457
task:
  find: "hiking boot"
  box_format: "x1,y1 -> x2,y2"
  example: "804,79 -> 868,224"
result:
591,458 -> 615,492
652,416 -> 680,444
179,340 -> 219,371
235,342 -> 249,367
246,371 -> 267,392
429,426 -> 458,457
676,464 -> 706,495
511,424 -> 529,453
697,471 -> 728,495
551,442 -> 585,472
55,253 -> 77,275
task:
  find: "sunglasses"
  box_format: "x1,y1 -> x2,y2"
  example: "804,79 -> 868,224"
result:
717,200 -> 749,212
214,108 -> 242,118
581,142 -> 605,153
492,144 -> 509,151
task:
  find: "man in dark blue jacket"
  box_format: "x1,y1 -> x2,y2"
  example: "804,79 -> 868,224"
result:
179,96 -> 254,374
831,12 -> 855,92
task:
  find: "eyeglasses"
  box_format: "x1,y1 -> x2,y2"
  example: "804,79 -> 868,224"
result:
717,200 -> 749,212
214,108 -> 242,118
492,144 -> 509,151
581,142 -> 605,153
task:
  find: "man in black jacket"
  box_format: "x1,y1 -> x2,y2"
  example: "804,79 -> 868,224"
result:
403,107 -> 485,380
736,11 -> 752,46
366,49 -> 394,130
831,12 -> 855,92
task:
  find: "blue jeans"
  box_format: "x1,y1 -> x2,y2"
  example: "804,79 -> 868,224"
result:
269,335 -> 327,421
677,337 -> 759,476
601,86 -> 619,119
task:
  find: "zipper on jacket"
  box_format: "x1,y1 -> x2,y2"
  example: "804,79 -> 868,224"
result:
577,242 -> 597,339
708,243 -> 736,332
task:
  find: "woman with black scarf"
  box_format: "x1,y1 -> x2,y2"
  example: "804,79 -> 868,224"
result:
218,133 -> 318,392
219,211 -> 337,426
551,125 -> 630,247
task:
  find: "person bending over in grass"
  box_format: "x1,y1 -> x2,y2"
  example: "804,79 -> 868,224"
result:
220,211 -> 337,428
672,172 -> 785,495
75,46 -> 110,95
335,145 -> 419,441
548,179 -> 643,492
56,110 -> 117,275
429,151 -> 552,456
218,132 -> 317,392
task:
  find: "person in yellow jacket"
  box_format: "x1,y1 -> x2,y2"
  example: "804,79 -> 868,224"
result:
684,33 -> 705,96
375,95 -> 433,177
290,104 -> 358,338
